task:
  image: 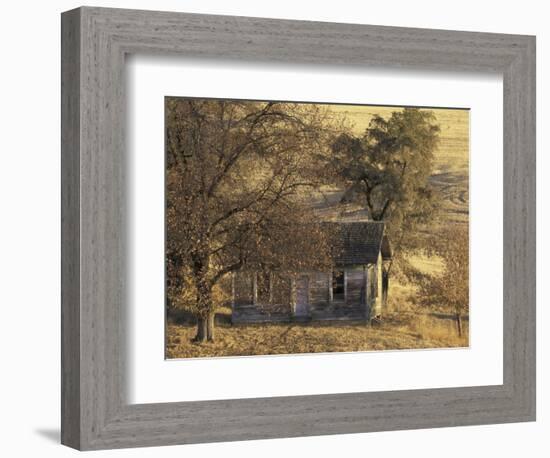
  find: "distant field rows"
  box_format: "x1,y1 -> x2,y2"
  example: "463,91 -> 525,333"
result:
311,105 -> 470,225
430,171 -> 469,226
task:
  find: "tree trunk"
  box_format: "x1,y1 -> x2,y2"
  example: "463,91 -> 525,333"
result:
206,311 -> 215,342
192,273 -> 213,343
193,316 -> 207,343
455,312 -> 463,337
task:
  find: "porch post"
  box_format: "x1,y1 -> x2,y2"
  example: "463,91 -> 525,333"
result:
269,273 -> 273,304
377,253 -> 383,315
290,276 -> 297,315
252,272 -> 258,305
343,269 -> 348,305
231,272 -> 235,311
364,266 -> 370,320
328,270 -> 333,304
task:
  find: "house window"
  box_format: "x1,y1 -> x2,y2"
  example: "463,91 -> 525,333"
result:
257,271 -> 271,303
332,269 -> 345,301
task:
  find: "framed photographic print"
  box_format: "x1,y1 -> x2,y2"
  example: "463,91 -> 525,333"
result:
61,6 -> 536,450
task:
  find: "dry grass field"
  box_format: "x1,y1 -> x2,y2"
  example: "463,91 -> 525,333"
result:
167,269 -> 468,359
166,310 -> 468,359
167,257 -> 468,359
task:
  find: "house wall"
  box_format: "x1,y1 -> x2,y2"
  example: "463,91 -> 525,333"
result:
345,267 -> 365,306
369,252 -> 384,317
233,265 -> 381,321
233,272 -> 293,315
271,274 -> 292,307
308,272 -> 331,308
233,271 -> 253,306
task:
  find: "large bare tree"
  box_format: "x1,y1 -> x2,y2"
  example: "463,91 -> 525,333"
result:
166,99 -> 336,342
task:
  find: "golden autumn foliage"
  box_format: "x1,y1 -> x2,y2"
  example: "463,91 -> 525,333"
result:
166,98 -> 342,341
418,225 -> 469,335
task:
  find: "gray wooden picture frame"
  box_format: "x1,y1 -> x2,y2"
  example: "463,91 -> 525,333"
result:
61,6 -> 536,451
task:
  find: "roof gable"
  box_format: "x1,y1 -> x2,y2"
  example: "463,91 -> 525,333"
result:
323,222 -> 386,265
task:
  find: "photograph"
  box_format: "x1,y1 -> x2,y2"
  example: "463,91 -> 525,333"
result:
165,97 -> 470,358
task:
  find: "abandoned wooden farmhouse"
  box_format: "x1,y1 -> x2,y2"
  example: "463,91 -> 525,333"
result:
231,222 -> 392,324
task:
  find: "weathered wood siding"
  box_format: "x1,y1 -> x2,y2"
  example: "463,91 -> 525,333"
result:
366,254 -> 383,317
309,272 -> 330,308
271,274 -> 292,308
345,268 -> 365,305
233,263 -> 382,322
368,265 -> 376,299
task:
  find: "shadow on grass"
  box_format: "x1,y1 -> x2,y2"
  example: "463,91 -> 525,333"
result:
429,312 -> 470,322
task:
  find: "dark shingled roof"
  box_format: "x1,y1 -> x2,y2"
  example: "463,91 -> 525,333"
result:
323,222 -> 386,266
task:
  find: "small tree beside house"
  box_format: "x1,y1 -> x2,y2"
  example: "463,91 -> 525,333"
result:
419,225 -> 469,336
